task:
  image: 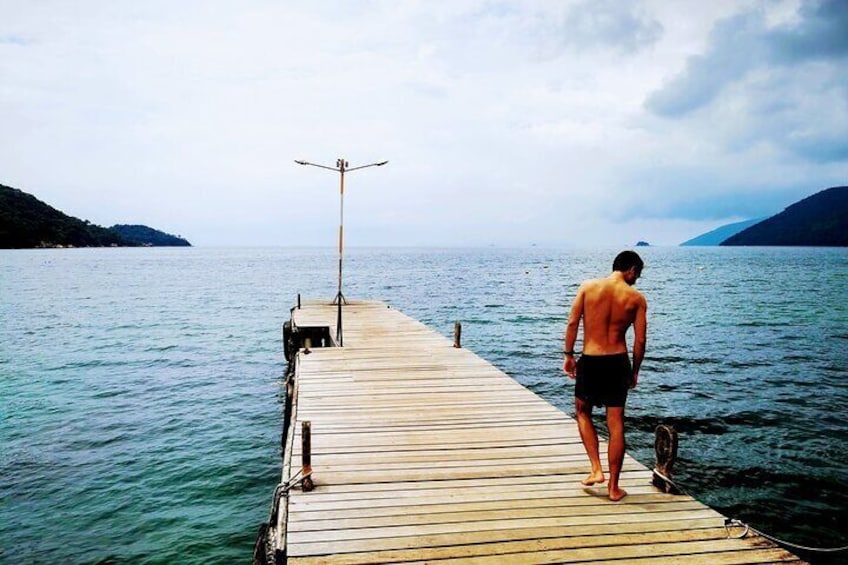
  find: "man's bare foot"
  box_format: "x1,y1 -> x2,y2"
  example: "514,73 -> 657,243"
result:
608,487 -> 628,501
581,472 -> 605,486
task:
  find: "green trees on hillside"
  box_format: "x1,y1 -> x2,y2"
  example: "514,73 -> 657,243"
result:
0,184 -> 127,248
0,184 -> 192,248
110,224 -> 190,246
722,186 -> 848,246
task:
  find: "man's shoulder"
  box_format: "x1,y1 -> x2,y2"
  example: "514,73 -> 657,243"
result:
616,280 -> 646,304
578,278 -> 606,293
630,287 -> 647,305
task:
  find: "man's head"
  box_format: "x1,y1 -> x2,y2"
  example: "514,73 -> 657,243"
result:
613,250 -> 644,285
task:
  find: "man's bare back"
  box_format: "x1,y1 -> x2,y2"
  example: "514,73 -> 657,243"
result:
575,275 -> 645,355
564,269 -> 647,382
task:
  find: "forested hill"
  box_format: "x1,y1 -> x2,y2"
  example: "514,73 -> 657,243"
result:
0,183 -> 191,249
722,186 -> 848,247
680,218 -> 764,246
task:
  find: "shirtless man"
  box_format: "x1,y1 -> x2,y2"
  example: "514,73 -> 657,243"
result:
563,250 -> 647,501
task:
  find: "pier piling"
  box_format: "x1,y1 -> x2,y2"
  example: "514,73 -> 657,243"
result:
301,421 -> 313,492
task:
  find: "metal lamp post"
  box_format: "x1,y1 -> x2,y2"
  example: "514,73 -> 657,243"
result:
294,157 -> 388,346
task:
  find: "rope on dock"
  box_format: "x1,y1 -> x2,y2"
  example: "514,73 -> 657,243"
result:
734,520 -> 848,554
723,518 -> 750,539
281,467 -> 313,494
655,469 -> 847,554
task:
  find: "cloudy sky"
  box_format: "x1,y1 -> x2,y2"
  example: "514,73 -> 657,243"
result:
2,0 -> 846,246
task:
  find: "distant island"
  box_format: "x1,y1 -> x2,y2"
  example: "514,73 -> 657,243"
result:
0,183 -> 191,249
681,186 -> 847,247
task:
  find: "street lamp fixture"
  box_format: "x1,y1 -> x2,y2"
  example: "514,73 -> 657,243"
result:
294,157 -> 388,346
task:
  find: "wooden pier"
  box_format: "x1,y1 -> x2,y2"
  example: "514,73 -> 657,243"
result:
258,299 -> 804,564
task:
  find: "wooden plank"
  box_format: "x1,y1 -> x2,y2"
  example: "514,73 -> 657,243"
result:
290,544 -> 800,565
291,423 -> 581,445
295,442 -> 591,465
290,471 -> 655,497
291,411 -> 567,427
287,528 -> 796,564
287,517 -> 725,557
396,539 -> 798,565
287,508 -> 725,545
290,485 -> 667,514
290,492 -> 694,522
288,500 -> 708,532
300,454 -> 637,475
278,301 -> 805,564
289,437 -> 593,456
300,466 -> 639,486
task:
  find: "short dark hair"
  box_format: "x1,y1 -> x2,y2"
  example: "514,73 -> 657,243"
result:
613,250 -> 644,274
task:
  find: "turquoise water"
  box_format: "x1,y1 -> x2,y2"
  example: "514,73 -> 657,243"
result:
2,247 -> 846,563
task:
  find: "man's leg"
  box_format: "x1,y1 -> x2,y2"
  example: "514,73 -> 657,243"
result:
575,397 -> 604,485
605,406 -> 627,501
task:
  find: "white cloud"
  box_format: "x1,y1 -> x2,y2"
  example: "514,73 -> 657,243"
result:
1,0 -> 846,247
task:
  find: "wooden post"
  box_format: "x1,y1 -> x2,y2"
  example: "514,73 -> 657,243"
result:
301,421 -> 314,491
652,424 -> 680,494
454,321 -> 462,348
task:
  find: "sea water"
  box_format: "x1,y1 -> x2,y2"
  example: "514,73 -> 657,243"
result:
1,246 -> 846,564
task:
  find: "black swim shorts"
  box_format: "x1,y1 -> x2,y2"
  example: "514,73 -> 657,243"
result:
574,353 -> 633,408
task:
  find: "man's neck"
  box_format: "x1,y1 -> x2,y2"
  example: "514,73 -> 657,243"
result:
609,271 -> 627,282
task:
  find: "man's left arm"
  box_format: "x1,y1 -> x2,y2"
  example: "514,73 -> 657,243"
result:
630,295 -> 647,388
563,285 -> 585,378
